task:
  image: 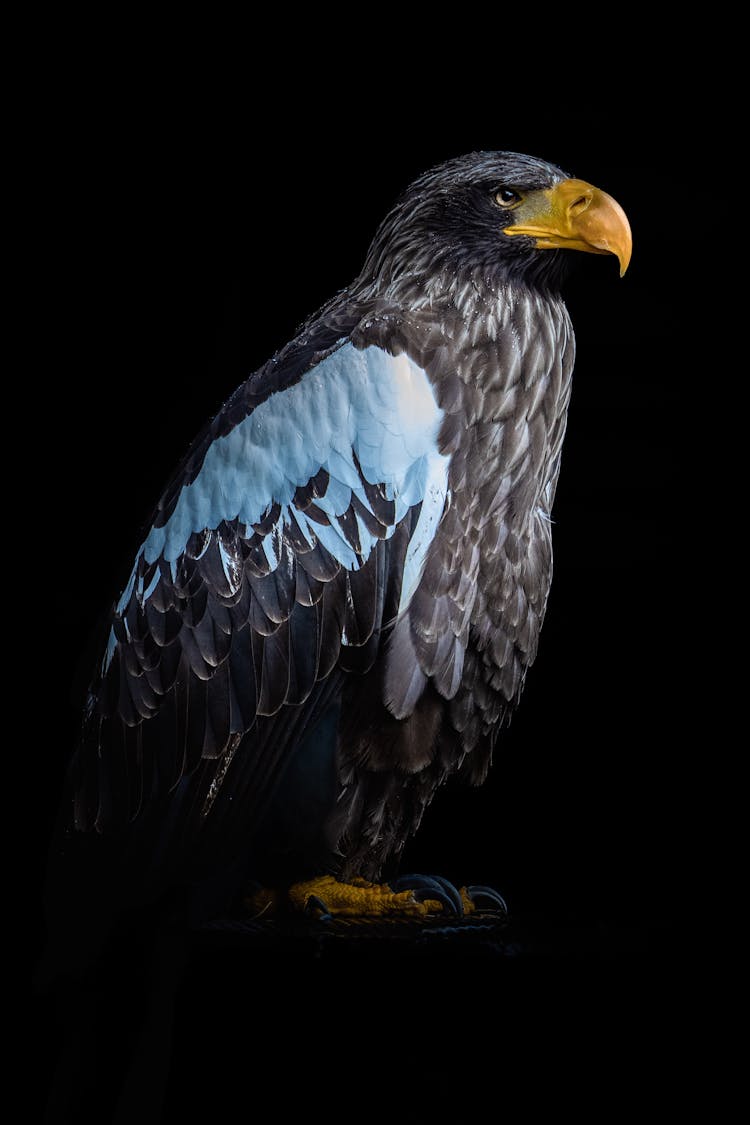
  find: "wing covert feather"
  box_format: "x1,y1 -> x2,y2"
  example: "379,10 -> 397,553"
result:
78,337 -> 453,830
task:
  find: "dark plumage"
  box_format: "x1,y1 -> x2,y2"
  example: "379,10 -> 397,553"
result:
59,150 -> 631,922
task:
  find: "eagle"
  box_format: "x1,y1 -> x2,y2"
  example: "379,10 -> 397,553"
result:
63,150 -> 631,926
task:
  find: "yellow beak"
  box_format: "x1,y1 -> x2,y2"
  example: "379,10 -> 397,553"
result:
504,178 -> 632,276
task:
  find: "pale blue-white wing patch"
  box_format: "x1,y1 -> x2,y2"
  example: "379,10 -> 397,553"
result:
100,342 -> 451,744
136,344 -> 445,568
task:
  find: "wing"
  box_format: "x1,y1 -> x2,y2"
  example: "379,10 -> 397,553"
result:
74,333 -> 453,833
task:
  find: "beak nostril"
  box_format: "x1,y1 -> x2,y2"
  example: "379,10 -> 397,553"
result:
568,193 -> 593,216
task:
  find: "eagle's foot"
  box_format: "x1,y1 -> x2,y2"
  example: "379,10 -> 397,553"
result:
245,875 -> 441,919
271,875 -> 443,919
245,873 -> 506,921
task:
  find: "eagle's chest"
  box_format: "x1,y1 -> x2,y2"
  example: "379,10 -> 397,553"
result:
431,293 -> 575,695
438,293 -> 573,533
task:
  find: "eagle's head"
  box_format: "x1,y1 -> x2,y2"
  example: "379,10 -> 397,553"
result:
363,150 -> 631,294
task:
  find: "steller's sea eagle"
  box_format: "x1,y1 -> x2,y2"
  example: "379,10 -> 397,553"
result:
62,150 -> 631,925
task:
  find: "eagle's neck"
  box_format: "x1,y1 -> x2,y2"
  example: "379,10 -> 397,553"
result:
446,277 -> 575,511
360,259 -> 571,398
351,271 -> 574,539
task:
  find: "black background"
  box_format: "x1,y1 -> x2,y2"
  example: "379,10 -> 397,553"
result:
37,58 -> 694,1120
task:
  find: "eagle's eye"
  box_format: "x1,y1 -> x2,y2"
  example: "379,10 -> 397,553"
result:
494,187 -> 522,209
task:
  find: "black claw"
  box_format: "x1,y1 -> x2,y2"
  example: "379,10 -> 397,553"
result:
305,894 -> 333,922
466,884 -> 508,914
390,873 -> 464,917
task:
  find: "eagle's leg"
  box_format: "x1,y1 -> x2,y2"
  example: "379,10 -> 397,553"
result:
242,702 -> 507,921
245,875 -> 506,920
